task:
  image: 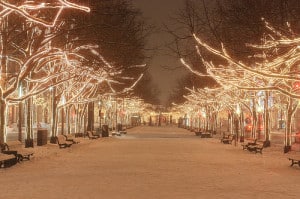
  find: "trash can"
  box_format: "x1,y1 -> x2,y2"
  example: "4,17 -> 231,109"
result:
102,125 -> 109,137
37,129 -> 48,146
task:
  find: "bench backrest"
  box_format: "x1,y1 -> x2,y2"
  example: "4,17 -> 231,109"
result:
66,134 -> 75,139
256,140 -> 267,147
229,134 -> 235,140
87,131 -> 94,137
0,143 -> 9,151
245,138 -> 257,144
57,135 -> 67,144
2,141 -> 24,151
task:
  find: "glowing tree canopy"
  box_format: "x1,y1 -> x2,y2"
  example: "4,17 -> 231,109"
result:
0,0 -> 90,27
179,19 -> 300,147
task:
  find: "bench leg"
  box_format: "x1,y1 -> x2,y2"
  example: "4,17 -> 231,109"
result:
17,154 -> 23,162
21,155 -> 31,160
256,148 -> 263,154
291,159 -> 295,167
289,159 -> 299,167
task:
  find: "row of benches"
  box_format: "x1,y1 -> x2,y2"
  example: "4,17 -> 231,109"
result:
57,130 -> 111,148
220,135 -> 266,154
57,128 -> 128,148
1,132 -> 103,167
0,129 -> 131,167
219,134 -> 300,167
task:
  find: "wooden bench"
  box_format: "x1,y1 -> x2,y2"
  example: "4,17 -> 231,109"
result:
288,156 -> 300,167
246,140 -> 266,154
201,132 -> 212,138
221,134 -> 235,144
2,141 -> 34,161
64,134 -> 80,144
287,149 -> 300,167
92,131 -> 101,138
119,127 -> 127,135
112,131 -> 121,136
241,138 -> 257,150
195,131 -> 202,136
87,131 -> 99,139
56,135 -> 73,148
0,153 -> 17,168
220,133 -> 229,142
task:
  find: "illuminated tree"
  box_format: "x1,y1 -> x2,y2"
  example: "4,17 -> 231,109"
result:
0,1 -> 146,145
180,19 -> 300,149
0,0 -> 90,27
62,0 -> 153,98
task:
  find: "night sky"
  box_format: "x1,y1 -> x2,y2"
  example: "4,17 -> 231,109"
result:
132,0 -> 188,104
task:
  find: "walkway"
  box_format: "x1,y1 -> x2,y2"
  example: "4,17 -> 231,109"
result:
0,126 -> 299,199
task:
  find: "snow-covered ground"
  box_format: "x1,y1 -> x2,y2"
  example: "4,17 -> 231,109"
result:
0,126 -> 299,199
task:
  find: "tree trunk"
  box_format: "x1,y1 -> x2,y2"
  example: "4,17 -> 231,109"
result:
79,104 -> 88,135
61,107 -> 64,135
87,102 -> 94,131
50,88 -> 58,143
285,97 -> 297,150
214,112 -> 218,132
74,105 -> 78,134
0,21 -> 7,145
264,91 -> 271,147
234,116 -> 239,146
240,111 -> 244,142
84,112 -> 87,135
67,106 -> 71,134
18,102 -> 23,142
25,97 -> 34,148
0,97 -> 7,144
227,112 -> 231,132
26,97 -> 32,140
252,98 -> 257,139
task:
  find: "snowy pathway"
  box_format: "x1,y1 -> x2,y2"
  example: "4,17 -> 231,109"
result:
0,126 -> 299,199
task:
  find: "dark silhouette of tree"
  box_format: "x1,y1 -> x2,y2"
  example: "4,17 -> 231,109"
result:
168,0 -> 300,62
166,73 -> 215,107
62,0 -> 157,101
134,72 -> 160,105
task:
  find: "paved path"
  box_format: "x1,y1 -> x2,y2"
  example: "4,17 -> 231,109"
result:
1,126 -> 300,199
